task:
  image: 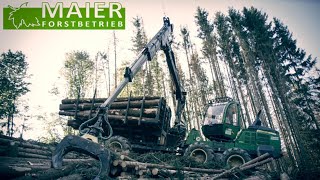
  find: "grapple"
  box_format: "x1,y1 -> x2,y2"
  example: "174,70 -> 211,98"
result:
52,135 -> 111,180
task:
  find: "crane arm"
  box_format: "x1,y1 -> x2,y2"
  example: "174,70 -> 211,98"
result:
78,17 -> 186,139
101,17 -> 184,109
102,17 -> 186,126
53,18 -> 186,178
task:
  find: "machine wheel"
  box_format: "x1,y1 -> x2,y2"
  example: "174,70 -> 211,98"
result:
184,142 -> 214,164
222,148 -> 251,168
105,136 -> 131,155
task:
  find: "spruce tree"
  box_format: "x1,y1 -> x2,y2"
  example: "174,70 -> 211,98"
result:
130,16 -> 148,96
195,7 -> 226,98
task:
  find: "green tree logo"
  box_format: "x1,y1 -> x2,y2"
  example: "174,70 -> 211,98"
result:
8,2 -> 40,29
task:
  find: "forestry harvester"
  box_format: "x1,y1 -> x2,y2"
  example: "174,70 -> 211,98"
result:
53,17 -> 281,179
184,98 -> 282,168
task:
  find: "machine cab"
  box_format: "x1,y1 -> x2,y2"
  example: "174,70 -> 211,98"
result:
202,98 -> 242,141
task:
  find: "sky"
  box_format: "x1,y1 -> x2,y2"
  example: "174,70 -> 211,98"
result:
0,0 -> 319,140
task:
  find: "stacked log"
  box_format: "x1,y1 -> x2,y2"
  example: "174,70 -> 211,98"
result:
109,153 -> 274,179
0,156 -> 96,179
0,135 -> 96,179
0,135 -> 53,159
59,96 -> 170,125
0,135 -> 279,179
0,135 -> 84,160
59,96 -> 172,143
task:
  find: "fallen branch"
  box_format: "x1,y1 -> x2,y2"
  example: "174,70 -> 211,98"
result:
240,157 -> 273,171
241,153 -> 270,167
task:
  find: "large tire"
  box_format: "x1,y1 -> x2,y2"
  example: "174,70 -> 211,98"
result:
184,142 -> 214,164
105,136 -> 131,155
222,148 -> 251,168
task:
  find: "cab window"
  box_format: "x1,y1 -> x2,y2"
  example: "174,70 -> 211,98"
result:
203,104 -> 225,125
225,103 -> 238,126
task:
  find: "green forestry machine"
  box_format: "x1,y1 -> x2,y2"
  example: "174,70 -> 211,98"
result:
184,97 -> 282,168
53,17 -> 281,178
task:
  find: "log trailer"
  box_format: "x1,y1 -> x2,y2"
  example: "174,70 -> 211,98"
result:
58,17 -> 187,153
53,17 -> 282,178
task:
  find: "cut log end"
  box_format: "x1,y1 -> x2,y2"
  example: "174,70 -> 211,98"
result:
151,168 -> 159,176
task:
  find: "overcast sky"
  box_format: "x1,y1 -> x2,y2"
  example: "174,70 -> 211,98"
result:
0,0 -> 319,139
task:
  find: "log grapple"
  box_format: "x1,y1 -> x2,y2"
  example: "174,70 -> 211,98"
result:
52,135 -> 111,180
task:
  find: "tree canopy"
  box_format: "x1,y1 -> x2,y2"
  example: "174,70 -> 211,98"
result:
0,50 -> 30,135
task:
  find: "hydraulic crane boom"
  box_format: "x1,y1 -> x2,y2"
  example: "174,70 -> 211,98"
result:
102,17 -> 186,119
77,17 -> 187,140
53,17 -> 186,179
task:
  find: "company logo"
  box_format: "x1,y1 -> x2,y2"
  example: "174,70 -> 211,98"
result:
3,2 -> 126,30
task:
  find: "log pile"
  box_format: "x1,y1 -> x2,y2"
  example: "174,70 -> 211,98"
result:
0,135 -> 84,160
0,135 -> 54,159
109,153 -> 275,179
0,135 -> 279,179
59,96 -> 172,131
0,135 -> 95,179
0,156 -> 98,179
